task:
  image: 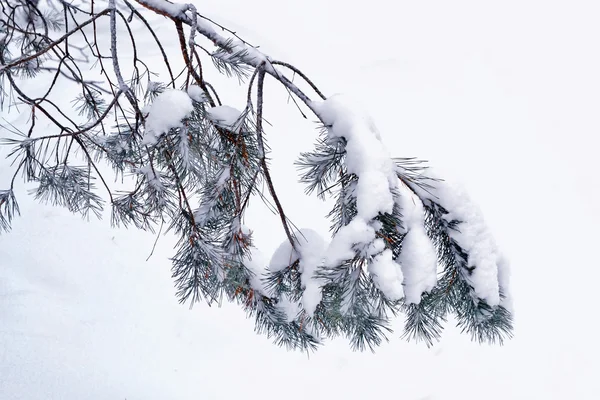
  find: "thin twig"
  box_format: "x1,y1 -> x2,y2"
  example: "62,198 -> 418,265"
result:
0,9 -> 111,73
255,67 -> 297,249
146,218 -> 165,261
270,60 -> 327,100
123,0 -> 176,88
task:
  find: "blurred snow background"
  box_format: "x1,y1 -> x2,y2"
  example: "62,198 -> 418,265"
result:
1,0 -> 599,399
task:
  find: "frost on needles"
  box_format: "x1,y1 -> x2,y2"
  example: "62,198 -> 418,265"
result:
0,0 -> 512,351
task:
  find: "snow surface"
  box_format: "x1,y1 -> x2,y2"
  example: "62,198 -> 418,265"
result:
2,0 -> 600,399
143,89 -> 194,145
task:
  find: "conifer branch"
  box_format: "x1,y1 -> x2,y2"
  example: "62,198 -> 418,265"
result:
0,0 -> 512,352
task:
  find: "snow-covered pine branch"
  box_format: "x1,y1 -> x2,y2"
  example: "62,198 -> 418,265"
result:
0,0 -> 512,351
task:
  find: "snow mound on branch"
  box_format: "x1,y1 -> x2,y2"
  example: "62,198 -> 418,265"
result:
496,254 -> 512,312
187,85 -> 208,103
269,229 -> 327,317
368,249 -> 404,301
414,175 -> 507,307
143,89 -> 194,145
243,245 -> 270,296
230,39 -> 267,64
142,0 -> 188,17
438,183 -> 503,306
279,294 -> 302,322
314,94 -> 395,221
396,186 -> 438,304
324,218 -> 376,268
314,94 -> 404,300
206,105 -> 244,131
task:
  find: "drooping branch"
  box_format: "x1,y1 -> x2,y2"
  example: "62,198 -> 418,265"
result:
0,0 -> 512,352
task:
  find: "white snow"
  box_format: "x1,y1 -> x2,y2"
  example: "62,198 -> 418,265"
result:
195,167 -> 232,225
366,237 -> 386,257
314,94 -> 396,221
244,245 -> 270,295
143,89 -> 194,145
4,1 -> 600,399
325,218 -> 376,267
412,174 -> 505,307
295,229 -> 327,316
178,126 -> 191,169
187,85 -> 208,103
196,17 -> 218,38
269,229 -> 327,317
147,81 -> 162,94
496,254 -> 512,312
206,105 -> 244,131
315,94 -> 405,299
213,37 -> 268,67
136,165 -> 164,192
440,185 -> 503,306
141,0 -> 188,17
225,39 -> 267,65
396,186 -> 438,304
279,294 -> 301,322
194,203 -> 213,226
136,2 -> 267,72
269,237 -> 298,272
139,1 -> 267,69
216,166 -> 231,188
368,249 -> 404,301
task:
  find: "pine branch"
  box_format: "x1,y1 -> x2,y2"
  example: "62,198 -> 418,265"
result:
0,0 -> 512,352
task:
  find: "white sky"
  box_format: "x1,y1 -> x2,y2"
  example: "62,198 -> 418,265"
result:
1,0 -> 599,399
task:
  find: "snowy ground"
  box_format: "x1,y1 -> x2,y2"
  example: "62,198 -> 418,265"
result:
2,0 -> 600,399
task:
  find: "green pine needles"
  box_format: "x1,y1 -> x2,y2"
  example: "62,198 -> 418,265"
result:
0,0 -> 512,352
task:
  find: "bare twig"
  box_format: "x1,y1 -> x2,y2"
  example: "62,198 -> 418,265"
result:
0,8 -> 111,73
255,67 -> 297,249
270,60 -> 326,100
